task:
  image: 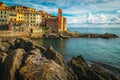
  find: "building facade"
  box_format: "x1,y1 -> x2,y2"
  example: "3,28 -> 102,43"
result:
0,2 -> 43,32
0,2 -> 10,30
46,8 -> 67,33
0,2 -> 67,33
8,6 -> 42,32
0,9 -> 9,25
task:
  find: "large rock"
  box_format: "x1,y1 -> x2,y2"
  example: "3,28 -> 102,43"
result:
44,46 -> 78,80
44,46 -> 65,67
20,57 -> 68,80
28,48 -> 41,57
91,62 -> 120,80
0,42 -> 10,52
0,52 -> 7,63
0,52 -> 7,80
101,33 -> 118,39
3,49 -> 26,80
1,38 -> 16,49
68,55 -> 119,80
14,38 -> 33,51
68,55 -> 91,80
35,44 -> 46,52
19,48 -> 77,80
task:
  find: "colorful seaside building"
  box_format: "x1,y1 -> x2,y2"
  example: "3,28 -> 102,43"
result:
39,10 -> 53,26
0,2 -> 10,30
0,2 -> 67,34
8,5 -> 42,33
46,8 -> 67,33
0,2 -> 43,33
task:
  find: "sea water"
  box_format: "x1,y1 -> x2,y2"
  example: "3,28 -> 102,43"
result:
35,24 -> 120,68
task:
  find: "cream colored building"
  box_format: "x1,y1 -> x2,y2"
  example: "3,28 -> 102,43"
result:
9,10 -> 17,21
35,13 -> 42,26
24,12 -> 42,33
0,2 -> 9,25
0,9 -> 10,25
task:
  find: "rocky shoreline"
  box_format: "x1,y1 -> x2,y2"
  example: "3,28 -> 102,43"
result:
0,31 -> 119,39
36,32 -> 119,39
0,38 -> 120,80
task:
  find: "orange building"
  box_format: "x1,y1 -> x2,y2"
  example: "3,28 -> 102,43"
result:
0,2 -> 6,9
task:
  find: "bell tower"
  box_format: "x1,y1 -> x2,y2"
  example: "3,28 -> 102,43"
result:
58,8 -> 63,32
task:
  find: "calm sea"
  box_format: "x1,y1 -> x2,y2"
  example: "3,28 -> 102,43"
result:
35,24 -> 120,68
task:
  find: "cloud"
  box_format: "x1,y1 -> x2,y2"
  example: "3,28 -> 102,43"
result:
2,0 -> 120,23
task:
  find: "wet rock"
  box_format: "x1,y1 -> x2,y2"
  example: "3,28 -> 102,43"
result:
2,38 -> 9,42
19,48 -> 77,80
1,38 -> 16,49
44,46 -> 65,67
0,52 -> 7,80
91,62 -> 120,80
44,46 -> 78,80
35,44 -> 46,52
68,55 -> 90,80
68,55 -> 119,80
0,42 -> 10,52
14,38 -> 33,51
20,57 -> 68,80
101,33 -> 118,39
66,32 -> 119,38
28,48 -> 42,58
0,52 -> 7,63
3,49 -> 26,80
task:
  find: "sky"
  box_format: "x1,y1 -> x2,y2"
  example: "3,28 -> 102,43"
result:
1,0 -> 120,24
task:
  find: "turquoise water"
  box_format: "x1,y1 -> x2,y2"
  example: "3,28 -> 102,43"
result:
36,24 -> 120,68
68,23 -> 120,36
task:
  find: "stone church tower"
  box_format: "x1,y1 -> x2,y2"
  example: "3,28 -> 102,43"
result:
58,8 -> 67,32
58,8 -> 63,32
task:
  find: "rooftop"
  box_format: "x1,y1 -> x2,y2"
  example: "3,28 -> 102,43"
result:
0,2 -> 6,7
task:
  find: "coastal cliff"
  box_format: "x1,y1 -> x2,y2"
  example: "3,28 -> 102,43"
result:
0,38 -> 119,80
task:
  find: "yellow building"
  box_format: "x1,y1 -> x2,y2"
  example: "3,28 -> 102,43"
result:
17,12 -> 24,21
